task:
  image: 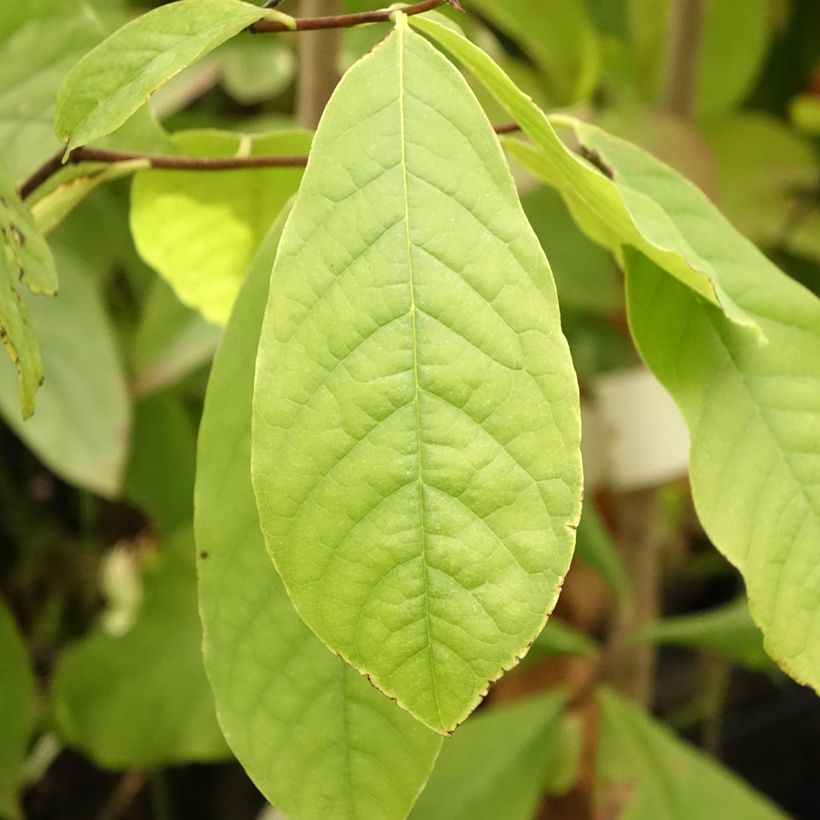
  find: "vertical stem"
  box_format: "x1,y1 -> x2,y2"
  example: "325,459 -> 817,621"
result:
297,0 -> 342,129
662,0 -> 707,119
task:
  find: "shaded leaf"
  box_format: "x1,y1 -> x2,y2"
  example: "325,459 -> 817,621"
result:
54,0 -> 280,151
51,528 -> 228,768
130,128 -> 310,324
197,210 -> 442,819
574,503 -> 631,605
0,252 -> 129,496
525,619 -> 598,662
0,603 -> 35,820
410,690 -> 565,820
596,688 -> 785,819
252,19 -> 582,734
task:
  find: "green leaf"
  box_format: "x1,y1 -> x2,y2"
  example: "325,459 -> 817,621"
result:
122,392 -> 197,533
574,504 -> 631,605
251,19 -> 582,735
410,15 -> 759,334
0,160 -> 58,418
54,0 -> 274,151
130,128 -> 310,324
0,603 -> 35,820
525,619 -> 598,663
0,251 -> 129,496
638,599 -> 771,671
596,688 -> 785,819
52,528 -> 228,768
0,0 -> 101,181
463,0 -> 599,104
197,210 -> 442,819
626,246 -> 820,693
790,93 -> 820,135
410,690 -> 565,820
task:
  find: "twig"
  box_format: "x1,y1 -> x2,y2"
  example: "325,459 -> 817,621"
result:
250,0 -> 451,33
297,0 -> 342,129
662,0 -> 707,119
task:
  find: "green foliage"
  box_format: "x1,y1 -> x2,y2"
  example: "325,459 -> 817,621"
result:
54,0 -> 279,151
130,128 -> 310,324
197,212 -> 442,819
251,18 -> 582,734
596,689 -> 784,819
51,528 -> 227,768
0,603 -> 35,820
410,690 -> 566,820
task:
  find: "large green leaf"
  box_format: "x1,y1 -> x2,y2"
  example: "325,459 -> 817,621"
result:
0,603 -> 35,820
410,690 -> 566,820
51,528 -> 227,768
0,160 -> 58,418
0,251 -> 129,496
464,0 -> 598,104
596,689 -> 784,819
626,245 -> 820,692
251,18 -> 582,735
0,0 -> 101,181
197,210 -> 441,819
54,0 -> 286,151
410,15 -> 758,334
130,129 -> 310,325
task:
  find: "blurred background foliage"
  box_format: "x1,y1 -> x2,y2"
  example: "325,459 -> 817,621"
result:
0,0 -> 818,818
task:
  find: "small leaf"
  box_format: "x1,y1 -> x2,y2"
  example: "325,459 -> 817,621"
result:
0,159 -> 57,417
252,19 -> 582,734
410,690 -> 566,820
597,688 -> 785,819
524,619 -> 598,663
0,251 -> 129,495
574,504 -> 631,605
626,248 -> 820,693
0,603 -> 35,820
130,129 -> 310,324
638,599 -> 771,671
51,528 -> 228,768
411,15 -> 759,334
54,0 -> 269,151
197,210 -> 442,819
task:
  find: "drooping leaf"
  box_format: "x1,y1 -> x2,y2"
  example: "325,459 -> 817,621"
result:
251,18 -> 582,735
54,0 -> 288,151
626,246 -> 820,693
638,599 -> 771,671
130,129 -> 310,324
0,160 -> 58,418
0,251 -> 129,496
410,15 -> 758,334
0,602 -> 35,820
463,0 -> 599,104
197,210 -> 442,819
410,690 -> 566,820
0,0 -> 101,181
51,528 -> 228,768
596,689 -> 785,819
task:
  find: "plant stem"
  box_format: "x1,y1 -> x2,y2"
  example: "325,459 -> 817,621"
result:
662,0 -> 707,119
297,0 -> 342,130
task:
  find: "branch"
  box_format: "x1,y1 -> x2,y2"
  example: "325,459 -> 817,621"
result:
250,0 -> 454,34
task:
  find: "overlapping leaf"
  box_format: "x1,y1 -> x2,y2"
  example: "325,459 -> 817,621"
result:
55,0 -> 288,151
130,129 -> 310,324
251,18 -> 582,734
410,15 -> 758,334
197,211 -> 441,819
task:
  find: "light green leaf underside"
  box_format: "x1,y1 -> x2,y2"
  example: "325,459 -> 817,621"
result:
51,528 -> 228,768
638,599 -> 771,671
597,689 -> 785,819
130,128 -> 310,324
0,252 -> 129,495
0,603 -> 35,820
54,0 -> 269,151
627,247 -> 820,693
0,0 -> 101,181
197,211 -> 442,820
410,15 -> 758,335
0,160 -> 58,417
251,20 -> 582,735
410,689 -> 565,820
